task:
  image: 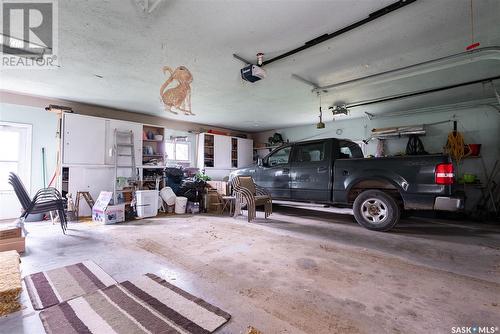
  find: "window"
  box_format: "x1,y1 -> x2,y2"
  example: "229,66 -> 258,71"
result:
165,140 -> 190,162
294,142 -> 325,162
267,146 -> 291,166
0,122 -> 31,219
0,130 -> 20,191
338,140 -> 363,159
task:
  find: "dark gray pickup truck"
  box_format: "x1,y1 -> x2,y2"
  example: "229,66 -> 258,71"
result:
231,138 -> 463,231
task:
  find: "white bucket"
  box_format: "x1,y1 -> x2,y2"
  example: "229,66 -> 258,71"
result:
175,196 -> 188,214
160,187 -> 176,206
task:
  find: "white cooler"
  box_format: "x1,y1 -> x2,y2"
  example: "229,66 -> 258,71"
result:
136,190 -> 159,218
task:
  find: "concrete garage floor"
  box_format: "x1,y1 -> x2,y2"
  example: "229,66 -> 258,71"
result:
1,204 -> 499,334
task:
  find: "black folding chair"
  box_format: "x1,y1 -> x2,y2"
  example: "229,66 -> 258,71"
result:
8,173 -> 67,234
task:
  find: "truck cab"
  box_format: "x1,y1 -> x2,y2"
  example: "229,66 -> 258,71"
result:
239,139 -> 362,202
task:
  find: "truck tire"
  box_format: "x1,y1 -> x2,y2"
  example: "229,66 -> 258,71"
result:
353,190 -> 400,231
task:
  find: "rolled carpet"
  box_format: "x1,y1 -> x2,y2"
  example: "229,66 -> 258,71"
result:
0,250 -> 22,316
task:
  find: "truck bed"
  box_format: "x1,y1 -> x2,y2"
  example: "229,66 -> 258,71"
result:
333,154 -> 453,210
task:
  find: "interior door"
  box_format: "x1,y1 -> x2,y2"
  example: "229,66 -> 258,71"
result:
258,145 -> 292,199
290,140 -> 331,202
0,123 -> 31,219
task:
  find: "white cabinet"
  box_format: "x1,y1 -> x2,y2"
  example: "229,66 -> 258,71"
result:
237,138 -> 253,168
69,167 -> 114,216
63,114 -> 106,165
63,114 -> 143,167
62,114 -> 144,216
197,133 -> 253,180
214,135 -> 232,169
104,119 -> 142,168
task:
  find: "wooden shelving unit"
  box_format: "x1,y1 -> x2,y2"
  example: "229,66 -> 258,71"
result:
142,125 -> 165,165
204,134 -> 214,167
231,138 -> 238,168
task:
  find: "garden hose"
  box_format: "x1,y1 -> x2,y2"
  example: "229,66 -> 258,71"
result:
445,130 -> 466,163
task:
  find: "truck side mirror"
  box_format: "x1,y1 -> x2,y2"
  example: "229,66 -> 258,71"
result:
257,157 -> 263,167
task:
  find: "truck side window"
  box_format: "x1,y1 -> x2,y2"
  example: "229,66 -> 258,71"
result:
339,147 -> 352,158
338,141 -> 363,159
267,147 -> 291,166
294,142 -> 325,162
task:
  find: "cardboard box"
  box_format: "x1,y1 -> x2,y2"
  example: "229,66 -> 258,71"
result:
0,237 -> 25,253
92,191 -> 125,224
207,190 -> 222,213
0,226 -> 21,240
207,181 -> 229,196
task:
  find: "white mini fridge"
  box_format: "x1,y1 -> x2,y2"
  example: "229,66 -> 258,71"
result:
135,190 -> 159,218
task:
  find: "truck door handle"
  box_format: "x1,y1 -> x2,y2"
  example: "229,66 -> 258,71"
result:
343,170 -> 349,176
317,166 -> 327,173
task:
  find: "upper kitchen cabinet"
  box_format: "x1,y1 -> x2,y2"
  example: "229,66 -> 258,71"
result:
63,113 -> 106,165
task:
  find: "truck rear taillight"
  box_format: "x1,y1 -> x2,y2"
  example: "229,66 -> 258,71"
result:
435,163 -> 454,185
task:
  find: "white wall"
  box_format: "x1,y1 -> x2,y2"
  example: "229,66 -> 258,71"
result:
0,103 -> 200,195
0,92 -> 244,195
256,106 -> 499,166
1,90 -> 250,175
0,103 -> 58,196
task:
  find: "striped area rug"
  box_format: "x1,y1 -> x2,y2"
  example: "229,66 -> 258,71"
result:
24,261 -> 117,310
40,273 -> 231,334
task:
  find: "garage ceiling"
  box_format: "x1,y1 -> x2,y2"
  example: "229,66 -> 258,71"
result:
1,0 -> 500,131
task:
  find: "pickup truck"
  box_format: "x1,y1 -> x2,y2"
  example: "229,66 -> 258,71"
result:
230,138 -> 463,231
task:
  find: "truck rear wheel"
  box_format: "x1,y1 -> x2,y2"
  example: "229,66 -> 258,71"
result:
353,190 -> 400,231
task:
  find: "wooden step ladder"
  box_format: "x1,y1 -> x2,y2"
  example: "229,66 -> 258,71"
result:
113,129 -> 137,204
74,191 -> 95,220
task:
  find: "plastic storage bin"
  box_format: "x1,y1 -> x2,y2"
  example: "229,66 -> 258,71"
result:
136,190 -> 159,218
